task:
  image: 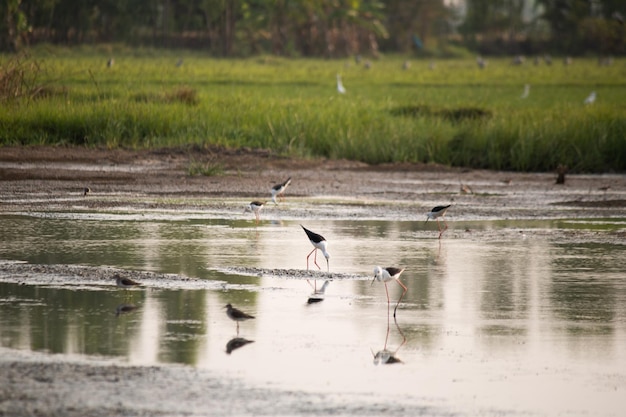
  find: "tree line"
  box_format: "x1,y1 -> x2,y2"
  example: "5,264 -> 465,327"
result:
1,0 -> 624,56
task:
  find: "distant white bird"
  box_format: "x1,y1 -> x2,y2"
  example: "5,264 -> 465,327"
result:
336,74 -> 346,94
476,56 -> 487,69
520,84 -> 530,99
584,91 -> 596,105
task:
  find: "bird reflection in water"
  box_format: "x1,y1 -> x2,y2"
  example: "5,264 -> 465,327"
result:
372,318 -> 406,365
115,303 -> 139,317
307,280 -> 331,304
226,337 -> 255,354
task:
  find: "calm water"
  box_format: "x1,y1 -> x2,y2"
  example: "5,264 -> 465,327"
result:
1,214 -> 625,416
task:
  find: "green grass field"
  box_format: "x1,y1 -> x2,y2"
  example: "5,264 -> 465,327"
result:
1,48 -> 625,172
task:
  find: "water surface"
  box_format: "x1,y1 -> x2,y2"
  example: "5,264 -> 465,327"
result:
1,214 -> 625,416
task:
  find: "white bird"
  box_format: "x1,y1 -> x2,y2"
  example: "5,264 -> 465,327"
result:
244,201 -> 266,224
426,204 -> 451,239
301,225 -> 330,272
372,266 -> 407,318
584,91 -> 596,105
520,84 -> 530,99
336,74 -> 346,94
271,177 -> 292,204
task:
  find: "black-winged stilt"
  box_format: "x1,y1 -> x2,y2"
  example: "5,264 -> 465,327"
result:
372,266 -> 407,318
426,204 -> 451,239
225,303 -> 255,333
271,177 -> 292,204
245,201 -> 266,224
300,225 -> 330,272
115,274 -> 142,289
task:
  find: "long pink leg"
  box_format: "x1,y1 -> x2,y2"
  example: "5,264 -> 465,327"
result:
313,249 -> 322,270
306,248 -> 317,270
384,282 -> 390,318
393,279 -> 408,318
306,248 -> 318,290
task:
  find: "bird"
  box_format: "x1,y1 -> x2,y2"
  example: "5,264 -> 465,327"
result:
115,274 -> 142,289
225,304 -> 255,333
520,84 -> 530,99
425,204 -> 452,239
176,58 -> 184,67
107,58 -> 114,68
476,56 -> 487,69
226,337 -> 255,354
301,225 -> 330,272
244,201 -> 266,224
336,74 -> 346,94
83,187 -> 91,196
271,177 -> 292,204
372,266 -> 407,318
584,91 -> 596,105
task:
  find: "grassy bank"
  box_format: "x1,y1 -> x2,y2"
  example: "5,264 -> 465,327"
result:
1,49 -> 625,172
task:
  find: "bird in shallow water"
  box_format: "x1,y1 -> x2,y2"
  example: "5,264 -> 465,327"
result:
425,204 -> 451,239
115,274 -> 142,289
225,303 -> 255,333
372,266 -> 407,318
244,201 -> 266,224
271,177 -> 292,204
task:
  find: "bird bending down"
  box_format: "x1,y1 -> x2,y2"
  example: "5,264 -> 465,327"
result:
426,204 -> 451,239
271,177 -> 292,204
372,266 -> 407,318
115,274 -> 142,289
225,304 -> 255,333
336,74 -> 346,94
301,225 -> 330,272
244,201 -> 266,224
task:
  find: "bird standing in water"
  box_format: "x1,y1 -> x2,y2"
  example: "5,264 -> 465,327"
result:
426,204 -> 451,239
225,303 -> 255,333
372,266 -> 407,318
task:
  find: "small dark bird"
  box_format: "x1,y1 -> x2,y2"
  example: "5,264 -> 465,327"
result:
225,304 -> 255,332
83,187 -> 91,196
115,274 -> 142,289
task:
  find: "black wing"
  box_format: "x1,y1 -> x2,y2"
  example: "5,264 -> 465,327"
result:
301,225 -> 326,243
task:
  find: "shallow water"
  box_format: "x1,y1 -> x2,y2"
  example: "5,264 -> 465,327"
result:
1,214 -> 625,416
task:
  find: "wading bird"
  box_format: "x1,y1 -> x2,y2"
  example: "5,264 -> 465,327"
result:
115,274 -> 142,289
426,204 -> 452,239
301,225 -> 330,272
225,304 -> 255,333
245,201 -> 266,224
271,177 -> 292,204
372,266 -> 407,318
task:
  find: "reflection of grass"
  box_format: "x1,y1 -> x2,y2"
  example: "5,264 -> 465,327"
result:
187,160 -> 224,177
1,50 -> 625,172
